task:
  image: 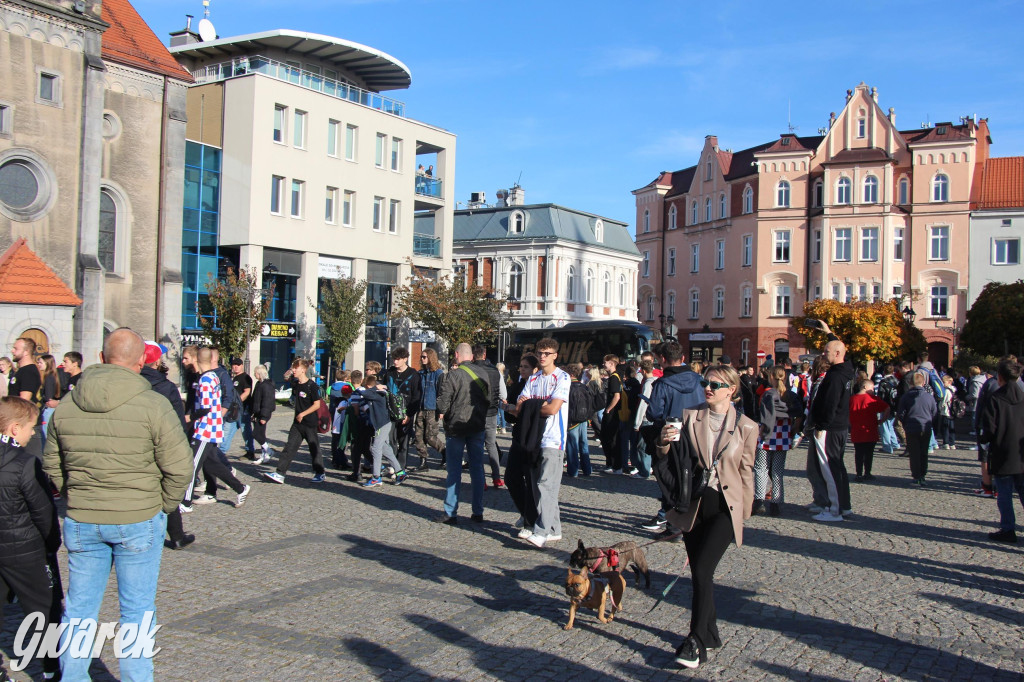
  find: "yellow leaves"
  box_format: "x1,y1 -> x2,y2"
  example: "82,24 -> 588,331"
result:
795,298 -> 912,360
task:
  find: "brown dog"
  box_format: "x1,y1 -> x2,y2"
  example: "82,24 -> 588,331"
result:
569,540 -> 651,589
564,566 -> 626,630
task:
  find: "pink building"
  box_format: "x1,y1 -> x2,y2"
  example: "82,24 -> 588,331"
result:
634,83 -> 990,368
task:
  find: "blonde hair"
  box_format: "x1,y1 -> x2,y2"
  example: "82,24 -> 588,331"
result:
253,365 -> 269,381
704,364 -> 741,401
0,396 -> 39,432
365,360 -> 382,375
769,366 -> 788,394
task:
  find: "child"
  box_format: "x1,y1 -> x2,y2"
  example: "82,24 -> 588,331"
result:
0,397 -> 62,680
897,371 -> 938,486
331,379 -> 356,470
358,373 -> 406,487
849,378 -> 890,481
345,372 -> 371,482
938,375 -> 956,449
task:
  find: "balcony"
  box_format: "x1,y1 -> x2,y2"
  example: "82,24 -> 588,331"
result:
415,175 -> 443,199
413,234 -> 441,258
190,56 -> 406,117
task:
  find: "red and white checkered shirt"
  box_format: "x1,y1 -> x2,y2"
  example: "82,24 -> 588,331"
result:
193,371 -> 223,443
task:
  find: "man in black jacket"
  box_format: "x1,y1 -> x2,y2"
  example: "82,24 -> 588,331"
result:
141,342 -> 188,437
809,322 -> 854,522
385,347 -> 422,472
980,358 -> 1024,543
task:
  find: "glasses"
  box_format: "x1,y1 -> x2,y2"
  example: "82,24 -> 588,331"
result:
700,379 -> 731,391
536,351 -> 557,357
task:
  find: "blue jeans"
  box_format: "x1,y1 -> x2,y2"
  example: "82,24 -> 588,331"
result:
240,407 -> 254,453
618,419 -> 637,471
995,474 -> 1024,532
443,431 -> 485,517
879,417 -> 899,453
566,424 -> 591,476
220,419 -> 238,458
632,425 -> 652,477
496,409 -> 507,431
61,512 -> 167,682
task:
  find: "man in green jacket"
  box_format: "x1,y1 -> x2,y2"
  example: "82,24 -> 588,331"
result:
44,328 -> 192,681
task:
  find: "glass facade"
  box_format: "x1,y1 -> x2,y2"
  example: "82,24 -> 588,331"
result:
181,141 -> 222,330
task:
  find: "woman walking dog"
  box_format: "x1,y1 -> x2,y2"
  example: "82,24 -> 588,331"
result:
656,364 -> 756,670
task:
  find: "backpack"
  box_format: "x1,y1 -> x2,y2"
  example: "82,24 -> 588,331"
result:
568,380 -> 596,425
385,374 -> 410,422
950,395 -> 967,419
876,376 -> 900,410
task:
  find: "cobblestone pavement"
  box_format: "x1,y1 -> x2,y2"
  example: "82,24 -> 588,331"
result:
4,422 -> 1024,681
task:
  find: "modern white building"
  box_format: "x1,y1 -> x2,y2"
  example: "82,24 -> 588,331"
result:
443,187 -> 641,330
169,26 -> 455,379
969,156 -> 1024,305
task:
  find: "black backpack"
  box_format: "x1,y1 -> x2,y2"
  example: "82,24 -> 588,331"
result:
876,376 -> 899,411
568,380 -> 596,425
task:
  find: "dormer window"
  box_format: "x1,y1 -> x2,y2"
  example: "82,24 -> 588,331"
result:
594,219 -> 604,242
781,137 -> 791,147
511,210 -> 525,234
936,125 -> 947,135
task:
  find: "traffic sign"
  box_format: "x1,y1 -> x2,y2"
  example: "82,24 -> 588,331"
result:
756,350 -> 767,359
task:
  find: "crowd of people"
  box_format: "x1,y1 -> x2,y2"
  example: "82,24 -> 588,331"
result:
3,322 -> 1024,677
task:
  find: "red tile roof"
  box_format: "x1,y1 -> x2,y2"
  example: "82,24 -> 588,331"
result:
825,147 -> 892,164
0,239 -> 82,306
101,0 -> 192,81
901,122 -> 973,144
977,156 -> 1024,209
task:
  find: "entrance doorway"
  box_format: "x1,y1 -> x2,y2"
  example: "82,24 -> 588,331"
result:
19,328 -> 49,358
927,341 -> 951,370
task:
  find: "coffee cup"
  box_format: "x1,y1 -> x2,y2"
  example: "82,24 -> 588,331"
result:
666,419 -> 682,441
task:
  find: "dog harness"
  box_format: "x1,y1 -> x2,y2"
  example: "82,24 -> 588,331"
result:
590,548 -> 620,571
585,575 -> 619,610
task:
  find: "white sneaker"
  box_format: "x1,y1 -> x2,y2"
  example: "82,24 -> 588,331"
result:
813,511 -> 844,522
624,468 -> 638,476
178,502 -> 193,514
527,533 -> 546,548
235,484 -> 251,507
192,494 -> 217,505
517,527 -> 534,539
545,534 -> 562,542
602,467 -> 615,474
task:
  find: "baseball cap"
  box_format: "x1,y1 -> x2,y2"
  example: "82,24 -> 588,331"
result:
229,357 -> 244,366
718,354 -> 732,365
143,341 -> 167,365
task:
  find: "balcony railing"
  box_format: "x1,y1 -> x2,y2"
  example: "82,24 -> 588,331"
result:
413,234 -> 441,258
415,175 -> 443,198
190,56 -> 406,117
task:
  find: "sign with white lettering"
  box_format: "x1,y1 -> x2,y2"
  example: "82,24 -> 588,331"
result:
181,332 -> 212,346
689,332 -> 724,342
318,256 -> 352,279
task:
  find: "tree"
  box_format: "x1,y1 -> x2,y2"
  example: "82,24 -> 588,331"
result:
392,271 -> 513,349
793,298 -> 925,362
961,280 -> 1024,358
198,266 -> 273,360
311,277 -> 368,365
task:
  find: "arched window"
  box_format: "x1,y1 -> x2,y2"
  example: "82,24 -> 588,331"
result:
566,265 -> 576,301
585,268 -> 594,302
898,177 -> 910,205
691,201 -> 698,225
511,211 -> 525,234
667,291 -> 676,318
719,193 -> 727,219
776,180 -> 791,207
99,189 -> 117,272
602,271 -> 611,304
507,262 -> 523,300
641,211 -> 648,234
863,176 -> 879,203
668,204 -> 677,230
595,219 -> 605,241
618,274 -> 626,305
742,186 -> 753,214
705,197 -> 712,222
837,177 -> 851,204
813,180 -> 823,207
689,289 -> 700,319
932,174 -> 949,202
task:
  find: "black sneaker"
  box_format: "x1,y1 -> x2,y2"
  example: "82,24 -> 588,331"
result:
434,514 -> 458,525
658,527 -> 683,543
751,500 -> 767,515
674,636 -> 701,669
470,514 -> 484,523
165,534 -> 196,551
769,502 -> 781,517
989,529 -> 1018,543
640,515 -> 667,531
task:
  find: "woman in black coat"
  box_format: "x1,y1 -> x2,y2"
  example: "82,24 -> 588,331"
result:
251,364 -> 277,464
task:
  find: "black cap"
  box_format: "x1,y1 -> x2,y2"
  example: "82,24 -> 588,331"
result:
718,355 -> 732,365
229,357 -> 243,366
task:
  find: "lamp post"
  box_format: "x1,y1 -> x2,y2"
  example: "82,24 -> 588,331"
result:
226,265 -> 275,374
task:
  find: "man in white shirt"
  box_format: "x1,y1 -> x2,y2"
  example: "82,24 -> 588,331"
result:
514,337 -> 570,548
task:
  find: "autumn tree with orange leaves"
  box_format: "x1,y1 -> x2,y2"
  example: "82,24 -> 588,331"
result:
793,298 -> 925,362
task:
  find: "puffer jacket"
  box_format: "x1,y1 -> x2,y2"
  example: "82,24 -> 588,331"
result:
0,435 -> 60,560
980,380 -> 1024,476
251,378 -> 277,421
43,363 -> 193,525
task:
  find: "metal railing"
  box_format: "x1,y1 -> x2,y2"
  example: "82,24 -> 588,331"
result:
414,176 -> 443,198
190,56 -> 406,117
413,234 -> 441,258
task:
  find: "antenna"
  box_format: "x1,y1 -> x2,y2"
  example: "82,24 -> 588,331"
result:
197,0 -> 216,41
787,100 -> 799,134
515,170 -> 523,187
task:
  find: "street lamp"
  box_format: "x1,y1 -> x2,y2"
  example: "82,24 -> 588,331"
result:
902,305 -> 916,325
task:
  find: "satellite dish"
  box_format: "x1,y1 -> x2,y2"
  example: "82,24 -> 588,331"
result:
197,18 -> 216,42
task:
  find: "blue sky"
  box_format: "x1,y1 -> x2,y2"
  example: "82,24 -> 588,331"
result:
139,0 -> 1024,232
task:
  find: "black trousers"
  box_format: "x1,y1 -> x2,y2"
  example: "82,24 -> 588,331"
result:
0,553 -> 63,674
392,415 -> 416,470
505,443 -> 538,528
853,441 -> 876,476
253,418 -> 269,447
600,410 -> 621,469
682,487 -> 734,654
277,421 -> 324,476
200,438 -> 247,497
906,428 -> 931,480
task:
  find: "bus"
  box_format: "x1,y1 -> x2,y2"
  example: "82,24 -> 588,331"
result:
505,321 -> 663,367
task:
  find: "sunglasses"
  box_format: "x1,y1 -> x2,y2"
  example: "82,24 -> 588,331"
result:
700,379 -> 731,391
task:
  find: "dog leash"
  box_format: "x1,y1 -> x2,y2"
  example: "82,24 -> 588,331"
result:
645,555 -> 690,615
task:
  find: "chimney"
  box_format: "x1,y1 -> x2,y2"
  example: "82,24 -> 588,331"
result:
496,189 -> 508,207
508,184 -> 525,206
169,16 -> 202,47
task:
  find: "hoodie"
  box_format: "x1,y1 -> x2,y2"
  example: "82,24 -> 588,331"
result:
646,366 -> 707,423
979,380 -> 1024,476
43,363 -> 193,525
810,355 -> 855,431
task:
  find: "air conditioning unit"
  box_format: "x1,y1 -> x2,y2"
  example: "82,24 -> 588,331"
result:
470,191 -> 486,204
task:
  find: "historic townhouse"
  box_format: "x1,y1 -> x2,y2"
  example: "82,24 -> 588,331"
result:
634,83 -> 991,367
969,156 -> 1024,306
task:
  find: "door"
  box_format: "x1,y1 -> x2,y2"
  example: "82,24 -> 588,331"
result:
19,328 -> 49,358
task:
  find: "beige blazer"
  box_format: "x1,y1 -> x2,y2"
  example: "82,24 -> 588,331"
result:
668,407 -> 757,546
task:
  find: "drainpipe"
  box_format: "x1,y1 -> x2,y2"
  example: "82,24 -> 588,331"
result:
155,75 -> 169,339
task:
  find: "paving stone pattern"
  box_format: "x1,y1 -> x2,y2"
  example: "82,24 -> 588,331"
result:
3,422 -> 1023,681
